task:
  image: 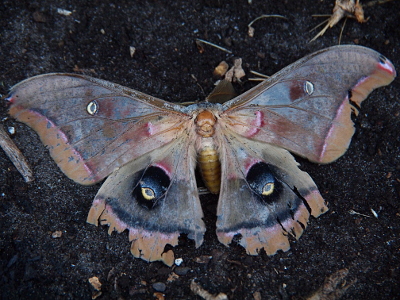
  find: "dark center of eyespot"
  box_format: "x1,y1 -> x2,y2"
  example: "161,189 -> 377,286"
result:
132,166 -> 170,209
246,162 -> 281,204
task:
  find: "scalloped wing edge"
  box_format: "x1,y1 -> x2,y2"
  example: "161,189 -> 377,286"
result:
217,188 -> 328,256
87,198 -> 178,266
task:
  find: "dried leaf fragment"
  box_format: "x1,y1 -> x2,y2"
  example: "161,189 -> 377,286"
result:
307,269 -> 356,300
213,61 -> 229,77
190,280 -> 228,300
253,291 -> 262,300
130,46 -> 136,57
311,0 -> 367,42
88,276 -> 102,299
51,230 -> 63,238
153,292 -> 165,300
194,255 -> 212,264
225,58 -> 245,83
167,272 -> 179,282
57,8 -> 72,16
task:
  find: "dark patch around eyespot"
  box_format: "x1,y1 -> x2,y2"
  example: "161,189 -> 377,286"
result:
132,166 -> 170,210
246,162 -> 282,205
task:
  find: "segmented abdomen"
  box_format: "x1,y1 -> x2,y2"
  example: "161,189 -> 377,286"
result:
198,146 -> 221,194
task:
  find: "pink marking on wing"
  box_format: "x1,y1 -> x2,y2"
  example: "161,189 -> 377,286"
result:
5,95 -> 15,103
353,76 -> 369,89
304,189 -> 329,217
104,204 -> 129,229
246,111 -> 263,137
92,198 -> 104,207
75,148 -> 95,177
243,158 -> 262,174
44,117 -> 69,143
378,59 -> 396,75
220,231 -> 236,238
127,227 -> 179,240
145,122 -> 155,136
280,203 -> 308,227
153,162 -> 172,177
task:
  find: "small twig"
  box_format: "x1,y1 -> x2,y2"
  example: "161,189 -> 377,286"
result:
338,16 -> 347,44
195,39 -> 232,54
249,70 -> 270,78
309,18 -> 330,33
312,14 -> 333,17
348,209 -> 370,218
370,208 -> 379,218
248,14 -> 287,27
248,14 -> 287,37
0,124 -> 34,182
365,0 -> 394,7
248,78 -> 265,82
248,70 -> 270,82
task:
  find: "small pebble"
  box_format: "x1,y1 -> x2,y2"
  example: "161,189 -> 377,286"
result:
152,282 -> 166,292
51,230 -> 63,238
174,258 -> 183,266
175,267 -> 190,276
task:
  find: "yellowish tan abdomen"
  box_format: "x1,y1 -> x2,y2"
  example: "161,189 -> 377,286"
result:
198,146 -> 221,194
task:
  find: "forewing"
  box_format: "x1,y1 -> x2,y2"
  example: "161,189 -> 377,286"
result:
222,45 -> 396,163
6,74 -> 188,184
87,135 -> 205,266
216,131 -> 328,255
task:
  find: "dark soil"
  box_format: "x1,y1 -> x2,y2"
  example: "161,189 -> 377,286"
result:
1,1 -> 399,299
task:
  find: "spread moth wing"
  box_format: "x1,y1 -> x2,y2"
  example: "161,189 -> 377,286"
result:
222,45 -> 396,163
7,73 -> 206,265
216,131 -> 328,255
87,136 -> 205,266
6,74 -> 188,184
215,45 -> 395,256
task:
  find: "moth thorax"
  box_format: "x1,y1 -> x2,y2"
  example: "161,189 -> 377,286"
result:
195,110 -> 216,137
198,146 -> 221,194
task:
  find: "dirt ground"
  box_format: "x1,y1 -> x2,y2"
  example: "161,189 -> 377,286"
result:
0,1 -> 399,299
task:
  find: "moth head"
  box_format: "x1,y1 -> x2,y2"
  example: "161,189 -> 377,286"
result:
195,110 -> 216,137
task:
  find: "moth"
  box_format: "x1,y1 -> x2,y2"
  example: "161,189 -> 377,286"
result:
6,45 -> 396,266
